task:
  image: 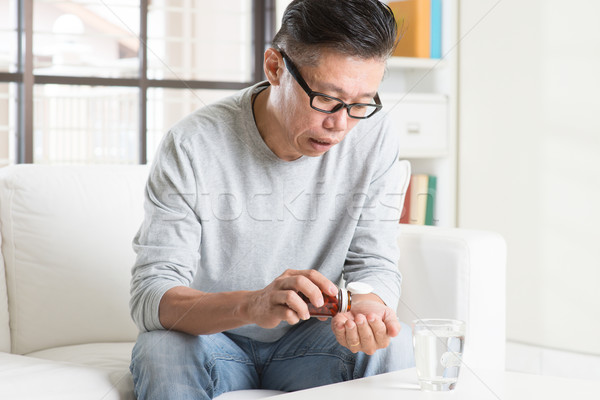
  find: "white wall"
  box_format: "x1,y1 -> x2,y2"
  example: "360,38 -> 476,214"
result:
458,0 -> 600,355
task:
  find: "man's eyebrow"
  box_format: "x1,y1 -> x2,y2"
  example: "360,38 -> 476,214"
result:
316,82 -> 377,100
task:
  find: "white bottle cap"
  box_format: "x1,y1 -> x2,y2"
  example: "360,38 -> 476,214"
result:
346,282 -> 373,295
339,288 -> 349,313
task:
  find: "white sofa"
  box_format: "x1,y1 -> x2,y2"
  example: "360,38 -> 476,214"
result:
0,164 -> 506,399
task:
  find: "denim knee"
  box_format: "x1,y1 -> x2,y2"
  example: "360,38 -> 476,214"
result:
130,330 -> 259,400
131,330 -> 212,400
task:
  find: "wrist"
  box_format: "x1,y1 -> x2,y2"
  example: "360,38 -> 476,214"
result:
234,290 -> 255,324
352,292 -> 385,306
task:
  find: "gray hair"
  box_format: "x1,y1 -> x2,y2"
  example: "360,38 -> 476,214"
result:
272,0 -> 398,67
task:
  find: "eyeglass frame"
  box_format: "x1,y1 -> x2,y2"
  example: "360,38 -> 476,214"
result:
279,50 -> 383,120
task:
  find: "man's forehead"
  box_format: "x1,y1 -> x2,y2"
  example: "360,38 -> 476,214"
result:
315,81 -> 379,100
306,56 -> 385,99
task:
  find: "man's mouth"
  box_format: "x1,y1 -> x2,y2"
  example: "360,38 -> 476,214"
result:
312,138 -> 332,145
309,137 -> 336,152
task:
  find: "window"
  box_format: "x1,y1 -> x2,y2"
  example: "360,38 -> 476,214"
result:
0,0 -> 275,165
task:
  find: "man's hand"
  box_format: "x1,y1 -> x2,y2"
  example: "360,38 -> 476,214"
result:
331,294 -> 401,355
243,269 -> 338,329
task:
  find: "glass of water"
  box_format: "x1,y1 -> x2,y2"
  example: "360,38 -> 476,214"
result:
412,319 -> 466,391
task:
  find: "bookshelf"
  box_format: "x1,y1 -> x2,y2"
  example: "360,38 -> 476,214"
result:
380,0 -> 458,227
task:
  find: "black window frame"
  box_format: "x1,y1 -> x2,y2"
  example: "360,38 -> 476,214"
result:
0,0 -> 275,164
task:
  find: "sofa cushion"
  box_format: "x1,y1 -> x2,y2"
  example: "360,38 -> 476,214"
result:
27,343 -> 286,400
26,341 -> 134,372
0,165 -> 148,354
26,342 -> 134,398
0,351 -> 134,399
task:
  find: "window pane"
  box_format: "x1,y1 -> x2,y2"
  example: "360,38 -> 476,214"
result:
0,83 -> 18,167
147,0 -> 252,81
0,0 -> 18,72
34,84 -> 139,164
146,87 -> 236,163
33,0 -> 140,78
275,0 -> 292,31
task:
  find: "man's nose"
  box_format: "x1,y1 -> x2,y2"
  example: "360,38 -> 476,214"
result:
324,108 -> 348,132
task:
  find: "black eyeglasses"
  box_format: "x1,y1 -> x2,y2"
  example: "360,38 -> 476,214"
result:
280,51 -> 383,120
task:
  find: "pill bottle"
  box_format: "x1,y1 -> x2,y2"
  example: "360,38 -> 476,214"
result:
299,288 -> 350,317
299,282 -> 373,318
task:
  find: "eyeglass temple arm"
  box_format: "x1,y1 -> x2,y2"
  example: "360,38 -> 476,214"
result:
279,51 -> 313,95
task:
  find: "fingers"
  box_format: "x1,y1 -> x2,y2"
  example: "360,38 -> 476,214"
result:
333,313 -> 397,355
258,269 -> 345,329
274,289 -> 310,321
265,269 -> 336,324
298,269 -> 338,297
367,315 -> 390,351
332,313 -> 352,347
383,311 -> 402,338
346,315 -> 367,353
333,313 -> 365,353
278,269 -> 337,310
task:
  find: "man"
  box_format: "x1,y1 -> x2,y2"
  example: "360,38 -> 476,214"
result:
129,1 -> 413,398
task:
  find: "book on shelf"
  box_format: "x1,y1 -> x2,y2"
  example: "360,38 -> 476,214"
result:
400,174 -> 437,226
424,175 -> 437,225
430,0 -> 442,59
388,0 -> 443,59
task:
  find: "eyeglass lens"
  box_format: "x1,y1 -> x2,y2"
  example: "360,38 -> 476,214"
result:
311,94 -> 379,118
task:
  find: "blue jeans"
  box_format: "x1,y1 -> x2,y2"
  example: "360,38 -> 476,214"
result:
130,319 -> 415,399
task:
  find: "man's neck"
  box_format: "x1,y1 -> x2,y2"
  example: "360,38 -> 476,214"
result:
253,86 -> 302,161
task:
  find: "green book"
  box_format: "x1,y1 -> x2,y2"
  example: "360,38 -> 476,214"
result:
425,175 -> 437,225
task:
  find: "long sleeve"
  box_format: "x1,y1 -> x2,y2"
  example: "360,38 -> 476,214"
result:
130,131 -> 201,332
343,119 -> 411,311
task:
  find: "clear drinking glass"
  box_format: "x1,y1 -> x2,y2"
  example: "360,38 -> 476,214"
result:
412,319 -> 466,391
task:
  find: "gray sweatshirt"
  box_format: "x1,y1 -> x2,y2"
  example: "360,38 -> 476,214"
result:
130,82 -> 410,341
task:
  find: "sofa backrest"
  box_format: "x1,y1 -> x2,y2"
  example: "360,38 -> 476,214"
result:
0,216 -> 9,352
0,164 -> 149,354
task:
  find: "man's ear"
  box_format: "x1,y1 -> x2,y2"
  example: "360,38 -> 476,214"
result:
264,48 -> 284,86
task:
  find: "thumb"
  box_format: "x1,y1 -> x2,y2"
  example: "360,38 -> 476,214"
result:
383,309 -> 402,337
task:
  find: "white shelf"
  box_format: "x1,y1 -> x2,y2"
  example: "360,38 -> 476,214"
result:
383,0 -> 458,227
387,56 -> 447,70
398,150 -> 450,159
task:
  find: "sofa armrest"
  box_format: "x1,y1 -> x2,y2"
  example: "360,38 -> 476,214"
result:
397,224 -> 507,371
